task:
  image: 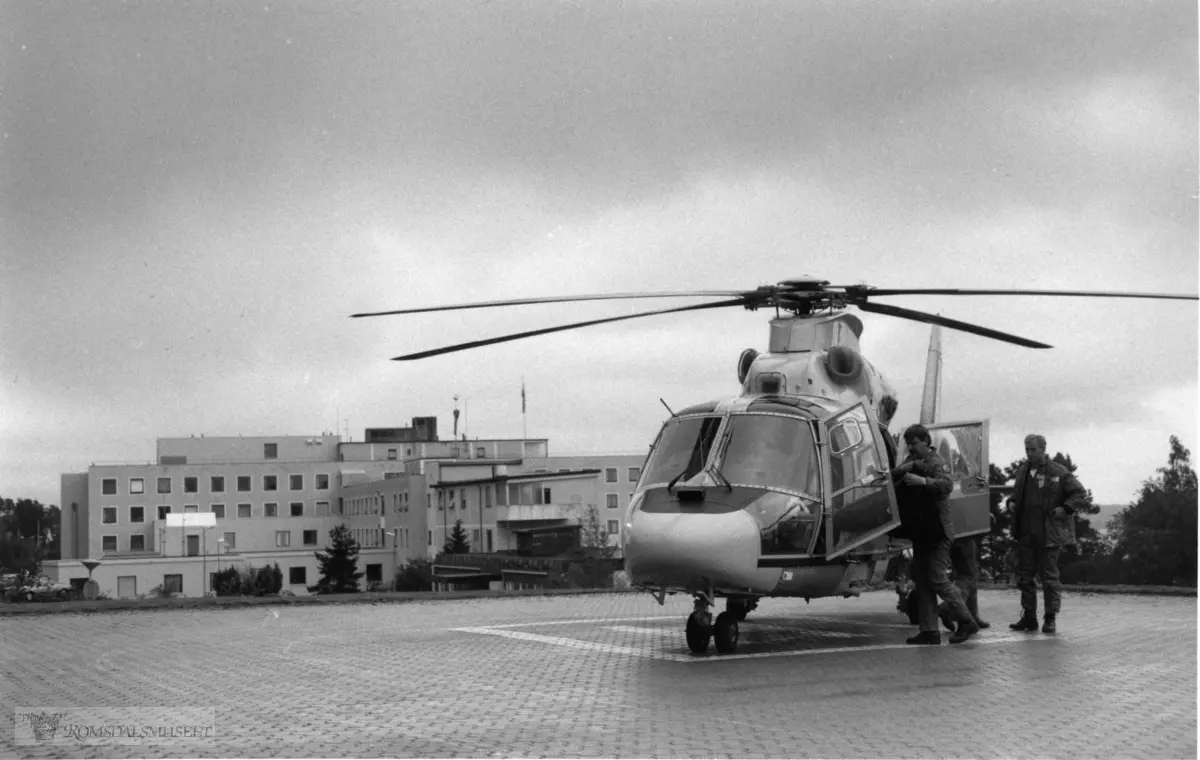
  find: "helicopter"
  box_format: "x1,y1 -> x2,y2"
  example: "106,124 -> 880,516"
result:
352,277 -> 1197,655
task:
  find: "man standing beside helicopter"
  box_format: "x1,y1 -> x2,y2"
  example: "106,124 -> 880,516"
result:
892,424 -> 979,645
1007,434 -> 1088,634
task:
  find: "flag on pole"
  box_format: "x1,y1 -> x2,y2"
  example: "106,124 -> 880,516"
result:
521,379 -> 526,414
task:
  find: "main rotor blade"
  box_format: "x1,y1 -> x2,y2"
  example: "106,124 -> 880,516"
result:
390,297 -> 749,361
847,287 -> 1199,301
855,301 -> 1052,348
353,290 -> 746,318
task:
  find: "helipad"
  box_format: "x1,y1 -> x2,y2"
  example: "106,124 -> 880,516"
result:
1,588 -> 1194,758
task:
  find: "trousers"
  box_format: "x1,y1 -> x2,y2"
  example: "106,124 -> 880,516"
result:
912,539 -> 972,633
1016,540 -> 1062,617
949,536 -> 981,620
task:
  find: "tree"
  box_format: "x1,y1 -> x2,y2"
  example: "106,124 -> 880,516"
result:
979,463 -> 1014,582
310,524 -> 364,593
1107,436 -> 1198,586
0,497 -> 61,561
556,504 -> 618,589
443,519 -> 470,554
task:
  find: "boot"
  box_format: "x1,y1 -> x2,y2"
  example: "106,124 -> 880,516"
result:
938,604 -> 957,633
949,619 -> 979,644
1042,615 -> 1056,634
1009,613 -> 1039,631
906,631 -> 941,645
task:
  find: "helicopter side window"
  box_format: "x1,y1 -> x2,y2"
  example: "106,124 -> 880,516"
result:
639,416 -> 724,487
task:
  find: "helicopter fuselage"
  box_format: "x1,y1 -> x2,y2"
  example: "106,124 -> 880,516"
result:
623,391 -> 902,602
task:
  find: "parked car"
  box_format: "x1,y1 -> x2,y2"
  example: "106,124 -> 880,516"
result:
12,577 -> 73,602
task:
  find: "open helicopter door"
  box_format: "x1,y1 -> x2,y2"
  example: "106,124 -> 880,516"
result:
896,419 -> 991,538
819,402 -> 901,559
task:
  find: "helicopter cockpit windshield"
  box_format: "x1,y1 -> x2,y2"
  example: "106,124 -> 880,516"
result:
716,414 -> 821,498
640,415 -> 725,487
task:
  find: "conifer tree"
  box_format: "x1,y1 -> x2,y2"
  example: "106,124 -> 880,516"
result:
443,519 -> 470,554
311,524 -> 364,593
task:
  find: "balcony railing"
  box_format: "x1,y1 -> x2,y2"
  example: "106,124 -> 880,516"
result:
494,504 -> 577,523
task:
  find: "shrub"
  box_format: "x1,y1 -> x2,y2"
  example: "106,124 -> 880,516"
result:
394,558 -> 433,592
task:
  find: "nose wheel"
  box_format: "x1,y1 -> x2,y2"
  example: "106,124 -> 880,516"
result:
713,611 -> 739,653
685,591 -> 748,654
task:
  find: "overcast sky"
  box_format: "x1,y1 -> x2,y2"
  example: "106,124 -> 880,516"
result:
2,1 -> 1196,511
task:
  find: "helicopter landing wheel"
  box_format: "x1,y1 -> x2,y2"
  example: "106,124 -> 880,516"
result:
685,612 -> 712,654
713,611 -> 739,654
726,597 -> 758,622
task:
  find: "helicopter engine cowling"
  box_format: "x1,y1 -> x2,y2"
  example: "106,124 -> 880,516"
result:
824,345 -> 863,384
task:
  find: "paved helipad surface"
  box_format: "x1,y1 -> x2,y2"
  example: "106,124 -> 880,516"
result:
1,588 -> 1195,758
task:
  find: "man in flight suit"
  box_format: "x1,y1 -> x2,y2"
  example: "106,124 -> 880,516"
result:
892,424 -> 979,645
1008,434 -> 1088,633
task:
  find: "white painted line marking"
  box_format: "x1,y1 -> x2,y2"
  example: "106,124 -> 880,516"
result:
453,626 -> 692,662
454,623 -> 1056,663
470,615 -> 676,629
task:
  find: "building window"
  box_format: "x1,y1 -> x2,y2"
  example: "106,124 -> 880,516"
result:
102,535 -> 117,552
628,467 -> 641,483
264,443 -> 278,459
605,468 -> 618,483
157,506 -> 171,520
263,475 -> 277,492
606,493 -> 619,509
265,502 -> 278,518
102,478 -> 117,495
129,506 -> 145,523
472,529 -> 480,545
184,504 -> 198,513
211,504 -> 225,519
607,520 -> 619,535
130,478 -> 145,494
163,574 -> 182,594
387,449 -> 397,460
275,531 -> 290,547
222,532 -> 235,549
237,476 -> 251,492
211,476 -> 225,493
428,531 -> 432,546
542,487 -> 552,504
315,501 -> 330,517
289,567 -> 306,585
290,474 -> 303,491
290,502 -> 303,517
303,530 -> 318,545
365,564 -> 382,584
102,507 -> 117,524
316,473 -> 329,490
130,534 -> 146,551
184,477 -> 198,493
157,477 -> 171,494
476,446 -> 486,458
237,503 -> 251,518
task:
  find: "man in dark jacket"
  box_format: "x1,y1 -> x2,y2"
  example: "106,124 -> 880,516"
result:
892,424 -> 979,645
1008,434 -> 1089,633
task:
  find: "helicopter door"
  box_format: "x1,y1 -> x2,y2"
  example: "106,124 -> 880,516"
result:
896,419 -> 991,538
820,403 -> 900,559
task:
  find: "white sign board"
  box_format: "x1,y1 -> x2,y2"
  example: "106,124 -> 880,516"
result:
165,513 -> 217,528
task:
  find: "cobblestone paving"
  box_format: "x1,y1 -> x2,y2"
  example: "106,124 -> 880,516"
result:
1,589 -> 1194,758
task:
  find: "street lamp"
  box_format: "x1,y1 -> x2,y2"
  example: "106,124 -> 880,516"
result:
215,538 -> 225,596
386,530 -> 399,591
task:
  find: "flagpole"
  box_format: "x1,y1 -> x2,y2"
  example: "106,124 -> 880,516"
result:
521,377 -> 527,440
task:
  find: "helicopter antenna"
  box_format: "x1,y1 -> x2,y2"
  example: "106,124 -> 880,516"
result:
660,398 -> 675,416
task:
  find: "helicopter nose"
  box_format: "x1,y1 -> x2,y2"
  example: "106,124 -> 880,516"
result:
624,508 -> 763,591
